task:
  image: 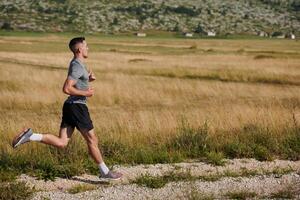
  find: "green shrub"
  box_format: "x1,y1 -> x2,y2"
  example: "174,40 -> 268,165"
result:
170,119 -> 209,158
101,140 -> 128,159
127,146 -> 182,164
0,170 -> 18,182
223,124 -> 279,161
282,127 -> 300,160
133,170 -> 196,189
35,161 -> 58,181
253,145 -> 272,161
205,151 -> 226,166
67,184 -> 96,194
133,174 -> 168,189
34,159 -> 86,181
224,142 -> 253,158
0,182 -> 34,200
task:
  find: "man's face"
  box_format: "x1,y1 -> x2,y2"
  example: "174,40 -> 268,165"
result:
77,40 -> 88,58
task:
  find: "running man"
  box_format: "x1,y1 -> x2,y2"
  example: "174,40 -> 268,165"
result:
12,37 -> 122,180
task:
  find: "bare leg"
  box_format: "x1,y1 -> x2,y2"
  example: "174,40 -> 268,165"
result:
79,128 -> 103,164
79,128 -> 123,179
41,126 -> 74,148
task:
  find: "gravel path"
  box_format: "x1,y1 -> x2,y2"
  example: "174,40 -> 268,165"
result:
17,159 -> 300,200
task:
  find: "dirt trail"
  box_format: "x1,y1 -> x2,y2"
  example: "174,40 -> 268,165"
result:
17,159 -> 300,199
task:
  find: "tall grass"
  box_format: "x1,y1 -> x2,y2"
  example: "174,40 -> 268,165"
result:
0,34 -> 299,179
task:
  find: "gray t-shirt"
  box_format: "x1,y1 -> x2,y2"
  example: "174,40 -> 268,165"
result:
65,58 -> 89,104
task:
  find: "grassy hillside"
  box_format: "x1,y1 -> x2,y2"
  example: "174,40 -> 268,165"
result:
0,0 -> 299,35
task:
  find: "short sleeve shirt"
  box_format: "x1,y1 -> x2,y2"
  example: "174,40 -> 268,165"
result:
65,59 -> 89,104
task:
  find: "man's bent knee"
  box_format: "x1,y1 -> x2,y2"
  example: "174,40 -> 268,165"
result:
57,140 -> 69,149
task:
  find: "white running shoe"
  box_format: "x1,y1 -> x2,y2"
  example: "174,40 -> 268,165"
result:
12,128 -> 33,148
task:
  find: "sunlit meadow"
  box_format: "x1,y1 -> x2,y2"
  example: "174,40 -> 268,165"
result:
0,32 -> 299,179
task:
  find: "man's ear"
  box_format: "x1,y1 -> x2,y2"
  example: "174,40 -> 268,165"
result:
75,44 -> 81,53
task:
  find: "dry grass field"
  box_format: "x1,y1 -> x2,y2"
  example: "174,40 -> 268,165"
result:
0,32 -> 299,180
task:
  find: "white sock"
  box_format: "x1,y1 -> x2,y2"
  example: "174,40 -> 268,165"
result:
99,162 -> 109,175
29,133 -> 43,142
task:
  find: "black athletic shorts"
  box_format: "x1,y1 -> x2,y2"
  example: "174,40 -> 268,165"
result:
60,102 -> 94,131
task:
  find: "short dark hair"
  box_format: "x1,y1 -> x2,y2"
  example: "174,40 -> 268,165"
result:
69,37 -> 85,53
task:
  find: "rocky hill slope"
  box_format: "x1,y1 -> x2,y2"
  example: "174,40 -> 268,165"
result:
0,0 -> 299,35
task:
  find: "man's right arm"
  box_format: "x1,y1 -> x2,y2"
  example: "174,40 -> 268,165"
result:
62,78 -> 94,97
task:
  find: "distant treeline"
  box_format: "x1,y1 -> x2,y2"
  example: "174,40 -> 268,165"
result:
0,0 -> 299,35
